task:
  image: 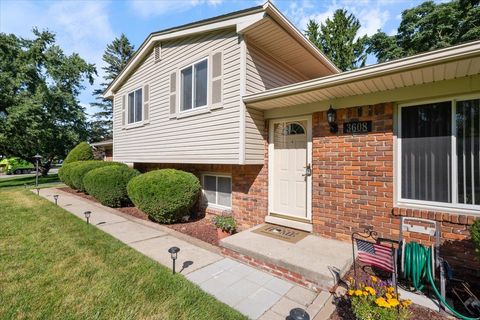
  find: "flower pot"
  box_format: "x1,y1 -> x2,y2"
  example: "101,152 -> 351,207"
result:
217,228 -> 230,240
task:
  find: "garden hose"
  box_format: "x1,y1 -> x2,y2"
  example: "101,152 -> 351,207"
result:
402,241 -> 480,320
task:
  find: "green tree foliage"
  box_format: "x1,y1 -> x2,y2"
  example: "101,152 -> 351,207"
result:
0,29 -> 96,174
305,9 -> 367,71
89,34 -> 134,142
367,0 -> 480,62
63,142 -> 93,164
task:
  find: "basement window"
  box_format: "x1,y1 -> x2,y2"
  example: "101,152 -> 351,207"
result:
397,96 -> 480,212
202,174 -> 231,209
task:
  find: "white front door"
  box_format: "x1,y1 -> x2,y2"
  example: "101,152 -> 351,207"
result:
269,117 -> 312,223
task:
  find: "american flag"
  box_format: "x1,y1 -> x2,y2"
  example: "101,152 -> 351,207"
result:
356,239 -> 394,272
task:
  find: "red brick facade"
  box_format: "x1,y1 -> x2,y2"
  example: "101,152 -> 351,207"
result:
311,103 -> 479,281
134,102 -> 479,281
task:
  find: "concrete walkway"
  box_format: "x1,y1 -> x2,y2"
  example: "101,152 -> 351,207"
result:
37,188 -> 333,319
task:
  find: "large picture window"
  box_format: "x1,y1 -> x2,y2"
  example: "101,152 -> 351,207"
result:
203,174 -> 231,209
398,97 -> 480,211
181,58 -> 208,112
128,88 -> 142,124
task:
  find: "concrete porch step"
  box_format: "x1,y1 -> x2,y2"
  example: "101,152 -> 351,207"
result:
220,224 -> 353,291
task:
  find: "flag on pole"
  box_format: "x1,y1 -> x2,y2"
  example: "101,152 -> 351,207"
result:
356,238 -> 394,272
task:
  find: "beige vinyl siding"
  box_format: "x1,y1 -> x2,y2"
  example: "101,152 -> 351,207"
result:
113,28 -> 241,164
244,107 -> 265,163
245,43 -> 307,94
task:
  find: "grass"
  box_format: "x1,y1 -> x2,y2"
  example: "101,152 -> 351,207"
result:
0,174 -> 59,188
0,188 -> 245,320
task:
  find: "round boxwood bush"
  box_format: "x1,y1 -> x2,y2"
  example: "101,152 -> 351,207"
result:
83,165 -> 140,207
64,142 -> 93,164
58,161 -> 84,188
127,169 -> 201,223
70,160 -> 125,192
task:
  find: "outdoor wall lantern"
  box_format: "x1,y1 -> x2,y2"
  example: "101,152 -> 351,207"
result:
286,308 -> 310,320
168,246 -> 180,274
84,211 -> 91,224
33,153 -> 42,187
327,105 -> 338,133
53,194 -> 59,205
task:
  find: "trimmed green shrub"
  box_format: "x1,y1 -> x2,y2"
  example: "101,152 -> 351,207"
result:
471,219 -> 480,261
127,169 -> 201,223
70,160 -> 125,192
84,165 -> 140,207
58,161 -> 84,188
64,142 -> 93,164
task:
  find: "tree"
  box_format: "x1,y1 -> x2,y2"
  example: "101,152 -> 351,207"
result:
367,0 -> 480,63
0,29 -> 96,174
89,34 -> 134,142
305,9 -> 367,71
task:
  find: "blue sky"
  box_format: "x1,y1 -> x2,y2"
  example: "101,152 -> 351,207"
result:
0,0 -> 437,117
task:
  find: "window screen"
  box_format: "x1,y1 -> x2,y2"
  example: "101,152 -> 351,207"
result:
128,92 -> 135,124
181,66 -> 193,111
194,60 -> 208,108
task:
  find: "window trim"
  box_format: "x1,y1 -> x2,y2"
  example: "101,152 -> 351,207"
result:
395,94 -> 480,213
201,173 -> 232,210
127,87 -> 143,125
180,57 -> 209,113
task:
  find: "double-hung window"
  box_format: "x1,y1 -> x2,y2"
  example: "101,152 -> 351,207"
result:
128,88 -> 143,124
203,174 -> 232,209
398,97 -> 480,211
180,58 -> 208,112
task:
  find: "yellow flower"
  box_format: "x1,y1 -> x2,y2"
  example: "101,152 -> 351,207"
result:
365,286 -> 376,295
385,292 -> 392,299
370,276 -> 378,283
348,289 -> 355,296
387,286 -> 395,293
354,289 -> 363,296
375,297 -> 391,308
401,299 -> 412,308
388,298 -> 400,307
363,291 -> 369,296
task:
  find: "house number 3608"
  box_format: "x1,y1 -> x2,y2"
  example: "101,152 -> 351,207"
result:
343,121 -> 372,134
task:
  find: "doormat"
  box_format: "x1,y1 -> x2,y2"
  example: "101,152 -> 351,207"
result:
252,224 -> 309,243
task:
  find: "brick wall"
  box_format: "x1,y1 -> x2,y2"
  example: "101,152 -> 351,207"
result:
311,103 -> 480,281
134,163 -> 268,230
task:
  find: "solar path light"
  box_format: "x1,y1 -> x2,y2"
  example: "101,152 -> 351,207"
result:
84,211 -> 91,224
53,195 -> 59,205
168,247 -> 180,274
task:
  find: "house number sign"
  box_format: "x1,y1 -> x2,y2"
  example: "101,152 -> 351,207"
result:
343,121 -> 372,134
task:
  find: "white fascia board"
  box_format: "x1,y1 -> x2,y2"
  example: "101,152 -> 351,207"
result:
263,2 -> 340,74
103,10 -> 265,99
243,40 -> 480,104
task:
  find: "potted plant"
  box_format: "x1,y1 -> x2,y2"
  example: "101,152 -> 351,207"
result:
212,215 -> 236,239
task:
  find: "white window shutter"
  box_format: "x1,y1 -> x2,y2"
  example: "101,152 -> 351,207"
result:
211,51 -> 223,108
121,95 -> 126,127
143,84 -> 149,122
154,44 -> 161,62
169,72 -> 177,117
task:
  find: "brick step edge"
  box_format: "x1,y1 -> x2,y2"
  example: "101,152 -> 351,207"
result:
221,247 -> 328,292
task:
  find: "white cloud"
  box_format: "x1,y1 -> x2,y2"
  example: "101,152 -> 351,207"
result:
130,0 -> 224,17
284,0 -> 390,37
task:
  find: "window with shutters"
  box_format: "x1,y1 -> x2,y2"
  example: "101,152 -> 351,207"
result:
180,58 -> 208,112
127,88 -> 143,124
397,96 -> 480,212
202,174 -> 232,209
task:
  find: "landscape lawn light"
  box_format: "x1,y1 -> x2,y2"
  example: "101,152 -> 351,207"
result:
168,247 -> 180,274
33,154 -> 42,187
53,194 -> 59,205
286,308 -> 310,320
84,211 -> 91,224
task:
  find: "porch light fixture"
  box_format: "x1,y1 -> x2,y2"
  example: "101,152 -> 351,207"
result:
287,308 -> 310,320
168,246 -> 180,274
33,153 -> 42,187
326,106 -> 338,133
84,211 -> 91,224
53,194 -> 59,205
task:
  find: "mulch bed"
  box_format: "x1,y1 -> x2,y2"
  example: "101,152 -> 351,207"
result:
328,263 -> 450,320
58,187 -> 220,246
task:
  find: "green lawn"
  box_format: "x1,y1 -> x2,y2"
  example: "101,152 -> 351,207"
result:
0,188 -> 245,320
0,174 -> 60,188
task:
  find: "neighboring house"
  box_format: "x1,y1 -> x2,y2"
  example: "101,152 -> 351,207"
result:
104,2 -> 480,280
91,140 -> 113,161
